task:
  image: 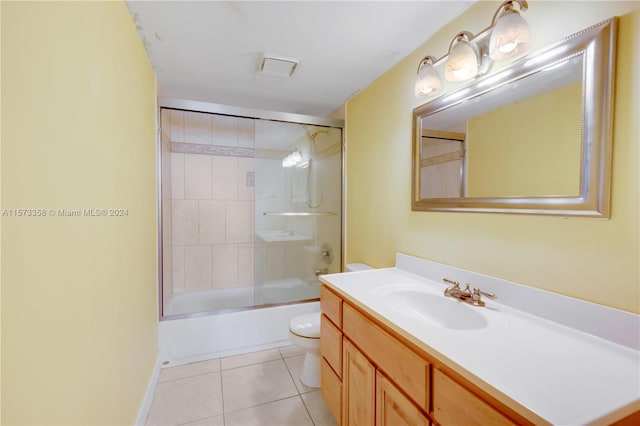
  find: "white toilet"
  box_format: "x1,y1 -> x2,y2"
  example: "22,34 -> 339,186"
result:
288,263 -> 373,387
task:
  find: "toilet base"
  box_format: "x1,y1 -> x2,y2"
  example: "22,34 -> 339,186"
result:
299,350 -> 321,388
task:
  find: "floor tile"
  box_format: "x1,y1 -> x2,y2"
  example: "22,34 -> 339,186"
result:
221,359 -> 298,412
159,359 -> 221,383
301,390 -> 338,426
284,355 -> 317,393
224,396 -> 313,426
220,348 -> 281,370
279,345 -> 305,358
180,415 -> 224,426
146,372 -> 223,426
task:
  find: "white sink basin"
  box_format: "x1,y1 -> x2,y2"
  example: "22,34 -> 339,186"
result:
373,284 -> 489,330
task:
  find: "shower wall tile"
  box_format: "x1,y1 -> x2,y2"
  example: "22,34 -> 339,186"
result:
211,156 -> 238,200
171,153 -> 185,200
238,117 -> 255,148
185,245 -> 213,292
238,243 -> 255,287
172,200 -> 198,245
262,243 -> 285,282
170,109 -> 184,143
284,242 -> 306,280
185,154 -> 212,199
199,201 -> 226,244
226,201 -> 252,243
168,111 -> 260,299
184,111 -> 213,145
213,115 -> 238,146
172,246 -> 185,293
213,244 -> 239,289
237,157 -> 255,201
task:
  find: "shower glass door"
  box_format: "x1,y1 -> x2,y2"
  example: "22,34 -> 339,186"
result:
253,120 -> 343,305
159,106 -> 342,318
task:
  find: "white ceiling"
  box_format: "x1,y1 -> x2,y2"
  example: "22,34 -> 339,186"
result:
126,1 -> 475,117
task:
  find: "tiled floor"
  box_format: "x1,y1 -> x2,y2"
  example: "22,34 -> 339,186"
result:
145,346 -> 338,426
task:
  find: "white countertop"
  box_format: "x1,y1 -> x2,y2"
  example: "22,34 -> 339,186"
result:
320,258 -> 640,425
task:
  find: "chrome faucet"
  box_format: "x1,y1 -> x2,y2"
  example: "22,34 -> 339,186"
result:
443,278 -> 496,307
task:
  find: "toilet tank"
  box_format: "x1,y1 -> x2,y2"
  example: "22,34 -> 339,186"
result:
345,263 -> 374,272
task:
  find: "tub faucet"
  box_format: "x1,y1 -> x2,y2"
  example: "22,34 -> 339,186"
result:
315,268 -> 329,276
443,278 -> 496,307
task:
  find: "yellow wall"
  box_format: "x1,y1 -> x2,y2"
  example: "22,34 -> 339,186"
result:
466,83 -> 582,197
346,1 -> 640,314
1,1 -> 158,424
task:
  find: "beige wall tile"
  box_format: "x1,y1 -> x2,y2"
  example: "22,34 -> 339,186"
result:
199,201 -> 226,244
211,156 -> 238,200
213,115 -> 238,146
262,243 -> 285,282
185,154 -> 212,199
172,246 -> 185,293
238,243 -> 254,287
185,245 -> 213,291
226,201 -> 252,243
172,200 -> 198,245
238,117 -> 255,148
213,244 -> 238,289
184,111 -> 213,145
237,157 -> 255,201
171,152 -> 185,200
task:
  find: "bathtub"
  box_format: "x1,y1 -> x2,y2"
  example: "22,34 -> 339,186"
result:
159,280 -> 321,366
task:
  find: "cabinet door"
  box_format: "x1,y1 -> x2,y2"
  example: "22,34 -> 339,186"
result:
376,372 -> 430,426
342,338 -> 375,426
433,369 -> 516,426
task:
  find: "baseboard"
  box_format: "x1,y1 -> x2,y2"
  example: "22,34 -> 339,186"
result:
135,355 -> 162,426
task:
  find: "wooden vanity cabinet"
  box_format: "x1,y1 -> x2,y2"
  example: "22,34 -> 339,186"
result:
342,338 -> 376,425
320,284 -> 528,426
377,371 -> 430,426
433,369 -> 516,426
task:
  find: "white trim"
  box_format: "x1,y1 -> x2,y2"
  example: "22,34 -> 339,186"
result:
135,356 -> 162,426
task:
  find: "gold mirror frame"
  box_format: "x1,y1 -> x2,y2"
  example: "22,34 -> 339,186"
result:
412,18 -> 616,217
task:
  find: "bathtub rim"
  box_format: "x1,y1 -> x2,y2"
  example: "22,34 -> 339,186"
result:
159,296 -> 320,321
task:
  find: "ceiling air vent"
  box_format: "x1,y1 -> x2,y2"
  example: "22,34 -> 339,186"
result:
259,55 -> 299,78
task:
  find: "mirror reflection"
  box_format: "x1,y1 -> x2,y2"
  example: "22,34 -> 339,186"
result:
412,18 -> 615,217
419,56 -> 583,199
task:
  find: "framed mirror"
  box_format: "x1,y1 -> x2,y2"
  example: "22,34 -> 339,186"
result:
412,18 -> 617,217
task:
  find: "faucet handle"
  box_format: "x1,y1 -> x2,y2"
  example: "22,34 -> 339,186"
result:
443,278 -> 460,288
473,288 -> 496,299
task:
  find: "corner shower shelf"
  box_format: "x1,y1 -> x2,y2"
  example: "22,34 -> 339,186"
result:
262,212 -> 337,216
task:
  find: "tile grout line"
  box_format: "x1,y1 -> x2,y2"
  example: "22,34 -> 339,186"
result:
281,353 -> 318,426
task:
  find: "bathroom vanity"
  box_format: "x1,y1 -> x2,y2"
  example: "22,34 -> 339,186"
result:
319,254 -> 640,425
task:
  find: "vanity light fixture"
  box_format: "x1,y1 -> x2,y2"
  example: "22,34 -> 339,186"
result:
445,32 -> 479,82
414,0 -> 530,98
489,0 -> 530,60
415,56 -> 442,96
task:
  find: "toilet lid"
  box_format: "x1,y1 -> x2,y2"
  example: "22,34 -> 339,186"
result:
289,312 -> 321,338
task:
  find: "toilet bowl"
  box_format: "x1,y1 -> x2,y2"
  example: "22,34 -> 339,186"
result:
288,263 -> 374,388
288,312 -> 321,387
